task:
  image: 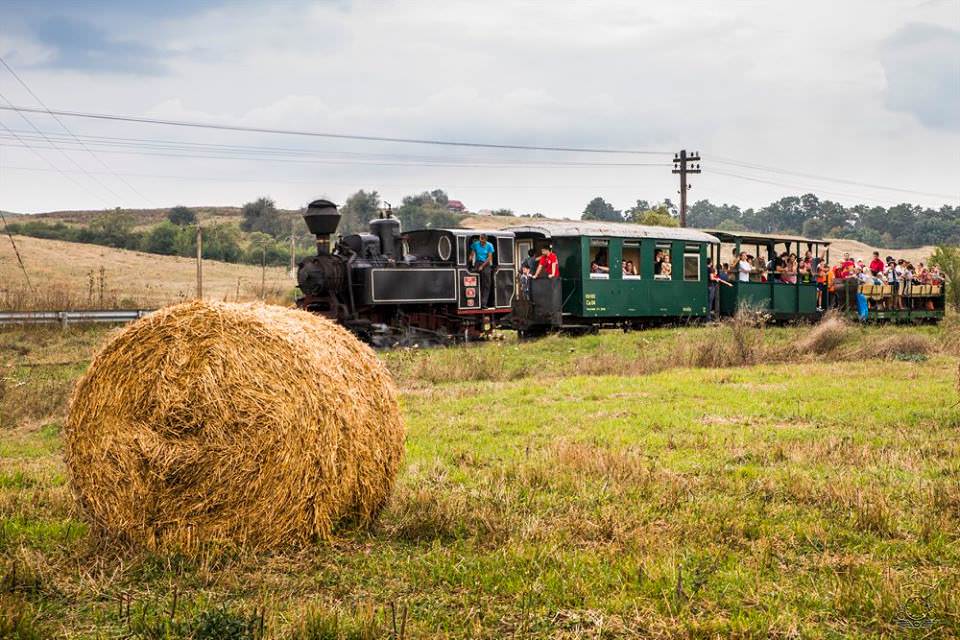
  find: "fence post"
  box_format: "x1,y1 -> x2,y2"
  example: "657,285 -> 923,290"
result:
58,311 -> 68,330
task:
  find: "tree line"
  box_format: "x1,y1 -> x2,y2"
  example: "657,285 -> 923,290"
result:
7,189 -> 957,267
581,194 -> 960,249
5,200 -> 316,267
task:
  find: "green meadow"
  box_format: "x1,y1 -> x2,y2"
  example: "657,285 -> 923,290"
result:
1,319 -> 958,638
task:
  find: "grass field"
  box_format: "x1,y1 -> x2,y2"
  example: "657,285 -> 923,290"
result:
1,318 -> 958,638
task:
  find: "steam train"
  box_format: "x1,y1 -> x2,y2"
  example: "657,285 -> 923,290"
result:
296,200 -> 945,345
296,199 -> 534,346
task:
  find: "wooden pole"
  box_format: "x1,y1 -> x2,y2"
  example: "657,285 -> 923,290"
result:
288,220 -> 296,278
195,225 -> 203,299
261,246 -> 266,300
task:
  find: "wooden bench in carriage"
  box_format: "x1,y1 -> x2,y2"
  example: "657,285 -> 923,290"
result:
852,282 -> 945,323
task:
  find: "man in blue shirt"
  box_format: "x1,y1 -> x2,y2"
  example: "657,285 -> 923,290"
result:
469,233 -> 495,308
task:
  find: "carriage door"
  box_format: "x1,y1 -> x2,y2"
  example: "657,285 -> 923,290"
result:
515,239 -> 533,293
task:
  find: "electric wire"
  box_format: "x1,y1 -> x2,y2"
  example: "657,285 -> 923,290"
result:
0,104 -> 672,155
0,89 -> 129,204
711,155 -> 956,200
707,167 -> 911,207
0,115 -> 110,206
0,54 -> 154,204
0,137 -> 670,169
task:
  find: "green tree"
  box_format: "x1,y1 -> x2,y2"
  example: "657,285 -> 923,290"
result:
633,208 -> 679,227
167,205 -> 196,226
340,190 -> 381,234
141,221 -> 179,255
492,208 -> 515,217
240,197 -> 284,237
930,245 -> 960,311
395,190 -> 461,230
82,211 -> 138,249
203,224 -> 243,262
581,197 -> 622,222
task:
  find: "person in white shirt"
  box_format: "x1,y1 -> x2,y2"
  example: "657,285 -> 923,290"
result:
737,252 -> 752,283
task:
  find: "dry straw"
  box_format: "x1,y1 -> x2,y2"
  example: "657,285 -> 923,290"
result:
65,301 -> 405,550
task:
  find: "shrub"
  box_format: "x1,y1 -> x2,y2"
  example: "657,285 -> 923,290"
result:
859,333 -> 935,360
930,245 -> 960,312
167,205 -> 197,226
795,314 -> 852,355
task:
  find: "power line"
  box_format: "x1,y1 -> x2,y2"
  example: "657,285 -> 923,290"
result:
0,127 -> 671,166
0,115 -> 110,205
708,167 -> 910,206
0,137 -> 670,169
0,163 -> 665,190
711,155 -> 956,200
0,89 -> 129,204
0,104 -> 672,155
0,54 -> 154,205
0,210 -> 35,293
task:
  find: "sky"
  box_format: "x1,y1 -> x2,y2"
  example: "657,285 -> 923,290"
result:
0,0 -> 957,218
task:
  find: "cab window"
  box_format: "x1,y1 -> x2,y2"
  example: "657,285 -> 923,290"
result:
589,239 -> 610,279
622,241 -> 641,279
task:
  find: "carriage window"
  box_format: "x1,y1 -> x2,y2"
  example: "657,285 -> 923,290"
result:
654,243 -> 672,280
589,239 -> 610,279
622,241 -> 641,279
683,244 -> 700,281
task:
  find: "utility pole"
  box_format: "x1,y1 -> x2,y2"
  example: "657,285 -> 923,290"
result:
288,219 -> 296,278
672,150 -> 701,228
261,246 -> 267,300
195,224 -> 203,299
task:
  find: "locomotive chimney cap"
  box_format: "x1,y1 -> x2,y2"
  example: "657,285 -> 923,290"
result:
303,199 -> 341,236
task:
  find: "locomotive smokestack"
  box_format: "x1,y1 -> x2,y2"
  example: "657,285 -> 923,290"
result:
303,199 -> 341,255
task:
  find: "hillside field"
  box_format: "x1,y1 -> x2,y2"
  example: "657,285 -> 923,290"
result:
0,235 -> 294,309
1,318 -> 958,638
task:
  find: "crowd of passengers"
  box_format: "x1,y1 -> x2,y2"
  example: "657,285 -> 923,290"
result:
714,250 -> 948,311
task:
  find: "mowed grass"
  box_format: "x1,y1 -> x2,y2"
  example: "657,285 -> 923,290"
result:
0,320 -> 958,638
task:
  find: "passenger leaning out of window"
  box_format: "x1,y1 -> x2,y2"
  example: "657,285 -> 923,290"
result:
469,233 -> 495,309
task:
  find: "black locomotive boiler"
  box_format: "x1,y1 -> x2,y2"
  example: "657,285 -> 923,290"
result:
297,199 -> 517,345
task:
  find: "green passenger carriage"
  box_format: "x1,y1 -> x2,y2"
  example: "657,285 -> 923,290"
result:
507,221 -> 719,327
709,230 -> 828,320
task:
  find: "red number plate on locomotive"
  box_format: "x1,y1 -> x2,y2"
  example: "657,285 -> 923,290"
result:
463,276 -> 477,286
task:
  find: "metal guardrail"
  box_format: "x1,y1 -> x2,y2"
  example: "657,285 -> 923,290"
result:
0,309 -> 154,327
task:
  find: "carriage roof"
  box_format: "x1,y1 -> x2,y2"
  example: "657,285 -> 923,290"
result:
503,220 -> 718,244
705,230 -> 831,246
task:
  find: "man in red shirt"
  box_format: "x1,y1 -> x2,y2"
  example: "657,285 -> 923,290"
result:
868,251 -> 884,276
534,245 -> 559,279
840,252 -> 856,278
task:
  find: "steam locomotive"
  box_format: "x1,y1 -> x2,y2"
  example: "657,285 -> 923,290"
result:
296,199 -> 523,346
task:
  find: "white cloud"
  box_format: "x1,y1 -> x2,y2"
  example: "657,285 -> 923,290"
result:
0,0 -> 957,215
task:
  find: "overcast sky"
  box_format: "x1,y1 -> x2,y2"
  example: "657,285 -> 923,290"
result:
0,0 -> 957,217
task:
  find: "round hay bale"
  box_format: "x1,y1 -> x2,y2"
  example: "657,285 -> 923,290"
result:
65,301 -> 404,550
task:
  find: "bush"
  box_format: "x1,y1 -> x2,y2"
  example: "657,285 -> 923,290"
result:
930,245 -> 960,312
859,333 -> 935,360
795,314 -> 852,355
168,205 -> 197,226
141,221 -> 180,255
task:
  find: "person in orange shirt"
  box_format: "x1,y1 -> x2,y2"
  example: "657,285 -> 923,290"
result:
816,262 -> 828,310
825,264 -> 836,310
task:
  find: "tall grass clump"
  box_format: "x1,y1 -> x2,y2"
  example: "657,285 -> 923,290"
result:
858,333 -> 935,360
684,306 -> 769,368
794,313 -> 853,356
